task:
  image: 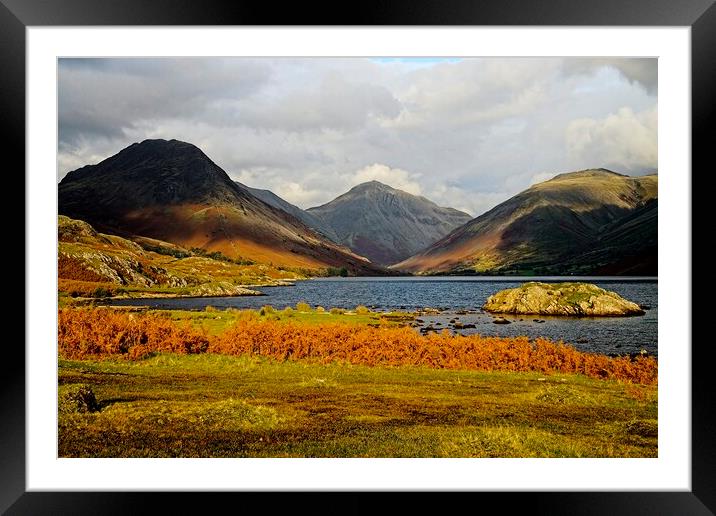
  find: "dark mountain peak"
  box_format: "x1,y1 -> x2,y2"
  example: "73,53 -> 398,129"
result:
132,138 -> 188,148
111,138 -> 213,167
348,180 -> 396,194
307,181 -> 473,265
59,138 -> 250,220
61,138 -> 218,185
308,180 -> 401,211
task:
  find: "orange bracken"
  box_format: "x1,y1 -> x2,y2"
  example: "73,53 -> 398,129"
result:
58,307 -> 657,385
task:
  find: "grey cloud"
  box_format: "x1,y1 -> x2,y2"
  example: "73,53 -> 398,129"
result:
59,58 -> 272,147
237,73 -> 402,132
562,58 -> 657,94
58,57 -> 657,217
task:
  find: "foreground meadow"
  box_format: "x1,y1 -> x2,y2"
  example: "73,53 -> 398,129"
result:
58,306 -> 658,458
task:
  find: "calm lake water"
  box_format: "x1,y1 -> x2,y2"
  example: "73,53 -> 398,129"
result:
107,276 -> 658,357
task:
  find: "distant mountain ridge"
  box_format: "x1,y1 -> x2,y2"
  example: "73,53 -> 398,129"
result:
58,139 -> 386,275
393,169 -> 657,275
306,181 -> 473,265
236,182 -> 340,242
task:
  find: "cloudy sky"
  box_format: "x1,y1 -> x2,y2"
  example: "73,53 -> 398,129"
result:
58,57 -> 657,216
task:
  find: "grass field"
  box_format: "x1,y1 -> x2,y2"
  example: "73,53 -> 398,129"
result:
160,305 -> 411,334
59,353 -> 657,458
57,306 -> 658,458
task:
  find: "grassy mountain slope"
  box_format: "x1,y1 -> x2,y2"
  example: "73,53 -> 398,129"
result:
393,169 -> 657,275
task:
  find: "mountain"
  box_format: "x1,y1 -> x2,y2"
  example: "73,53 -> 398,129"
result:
306,181 -> 473,265
393,169 -> 657,275
58,139 -> 385,275
236,182 -> 340,242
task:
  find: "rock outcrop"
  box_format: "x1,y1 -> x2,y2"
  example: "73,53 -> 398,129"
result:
482,282 -> 645,316
186,282 -> 262,297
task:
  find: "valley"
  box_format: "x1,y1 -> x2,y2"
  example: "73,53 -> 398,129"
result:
59,140 -> 658,284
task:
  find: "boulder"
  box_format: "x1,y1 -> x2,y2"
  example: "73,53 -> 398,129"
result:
483,282 -> 645,317
58,384 -> 99,414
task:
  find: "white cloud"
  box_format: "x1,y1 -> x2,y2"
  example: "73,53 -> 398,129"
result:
348,164 -> 423,196
565,106 -> 657,173
426,184 -> 510,218
273,182 -> 328,208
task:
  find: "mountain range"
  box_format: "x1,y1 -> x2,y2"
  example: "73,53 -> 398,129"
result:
58,139 -> 658,276
237,180 -> 472,265
236,182 -> 340,243
58,139 -> 383,275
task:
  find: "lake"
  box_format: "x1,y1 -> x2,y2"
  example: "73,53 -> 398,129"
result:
106,276 -> 658,357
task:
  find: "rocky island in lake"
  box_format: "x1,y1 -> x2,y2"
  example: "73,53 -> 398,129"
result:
483,282 -> 645,317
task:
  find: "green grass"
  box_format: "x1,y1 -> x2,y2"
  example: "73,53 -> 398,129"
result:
517,282 -> 601,306
563,291 -> 593,305
160,307 -> 413,334
58,353 -> 657,458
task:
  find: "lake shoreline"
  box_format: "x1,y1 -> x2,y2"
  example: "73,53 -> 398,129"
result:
70,275 -> 658,304
98,276 -> 657,357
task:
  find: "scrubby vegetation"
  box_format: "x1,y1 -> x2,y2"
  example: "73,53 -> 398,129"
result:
58,308 -> 209,360
189,247 -> 255,265
295,301 -> 311,312
58,307 -> 656,385
325,266 -> 349,277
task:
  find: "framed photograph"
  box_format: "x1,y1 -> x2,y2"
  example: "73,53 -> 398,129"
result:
8,0 -> 712,513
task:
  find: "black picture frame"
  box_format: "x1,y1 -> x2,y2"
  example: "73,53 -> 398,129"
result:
5,0 -> 712,513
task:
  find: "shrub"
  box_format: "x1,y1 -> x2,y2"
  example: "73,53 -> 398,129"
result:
316,306 -> 325,313
58,307 -> 209,359
355,305 -> 370,315
59,279 -> 116,298
296,301 -> 311,312
326,266 -> 349,277
58,255 -> 107,282
92,286 -> 112,298
139,243 -> 190,259
234,310 -> 260,322
205,306 -> 218,312
259,305 -> 277,316
329,308 -> 345,315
